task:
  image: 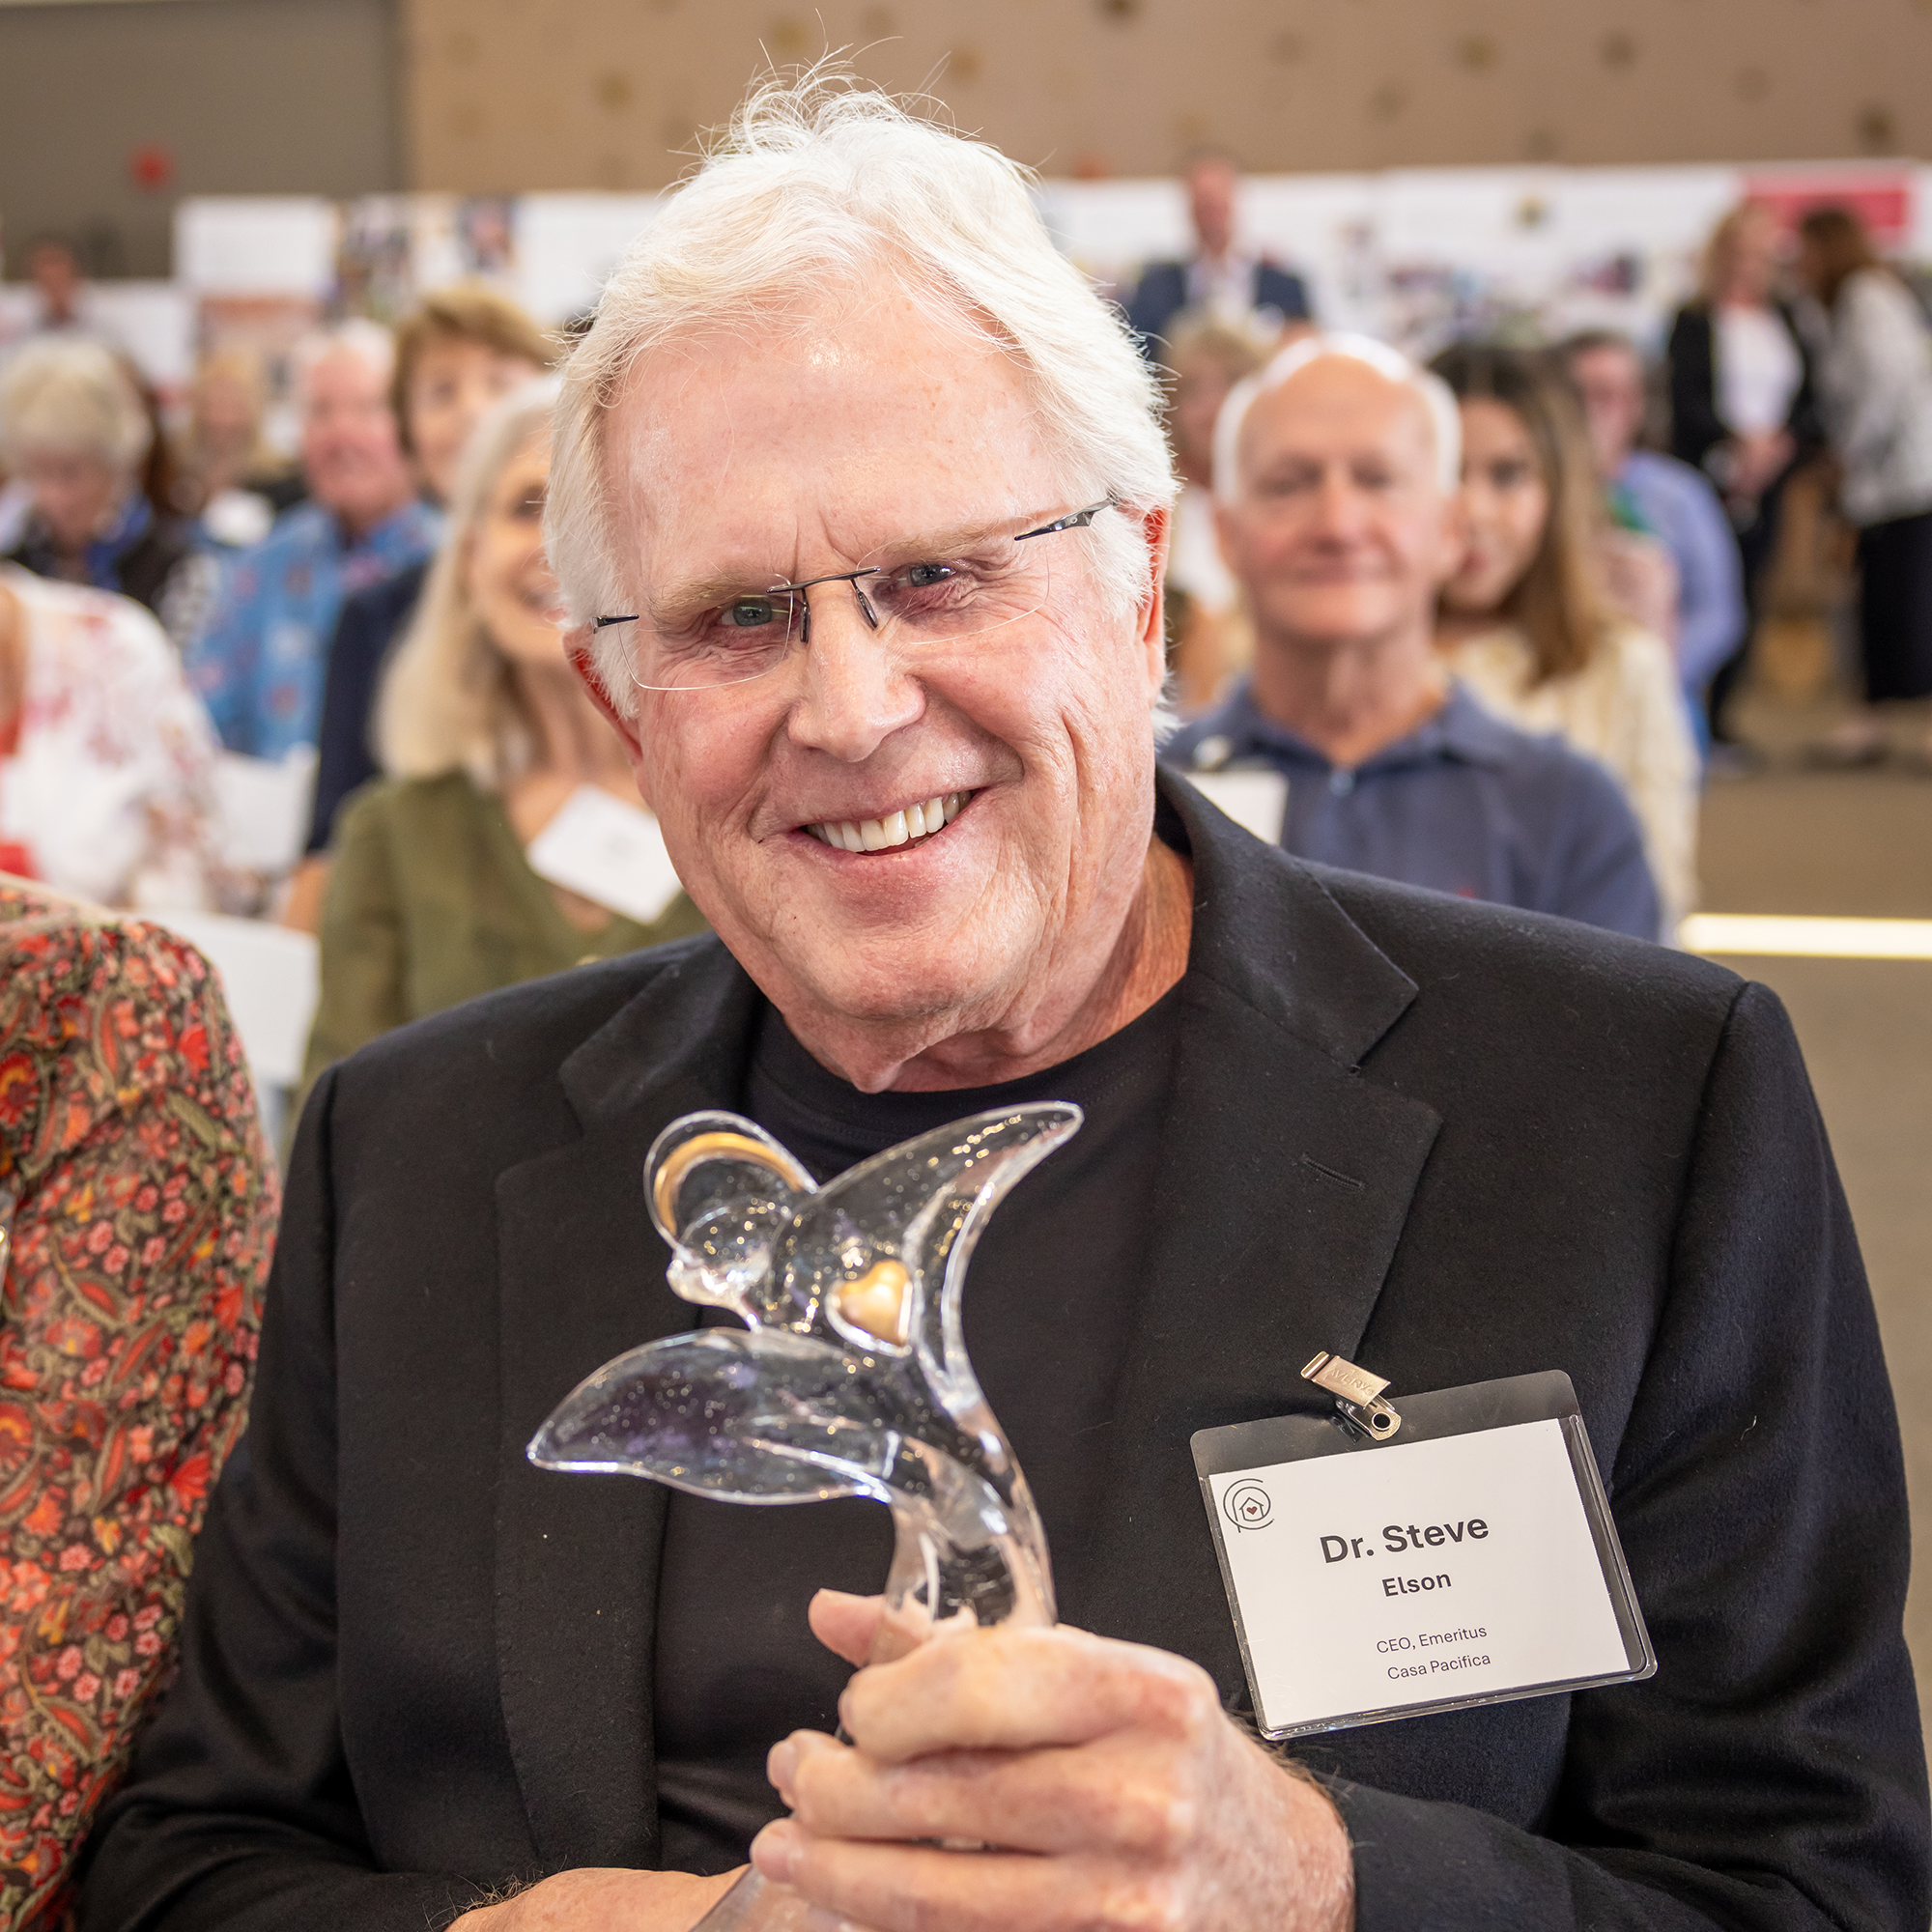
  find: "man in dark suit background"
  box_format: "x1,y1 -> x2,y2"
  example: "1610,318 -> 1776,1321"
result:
80,74 -> 1927,1932
1125,148 -> 1313,357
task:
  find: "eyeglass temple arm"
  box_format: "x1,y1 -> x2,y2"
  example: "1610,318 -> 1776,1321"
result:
1011,499 -> 1116,543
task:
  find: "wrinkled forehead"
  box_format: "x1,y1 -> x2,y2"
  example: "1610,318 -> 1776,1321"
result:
601,298 -> 1071,587
1241,357 -> 1440,482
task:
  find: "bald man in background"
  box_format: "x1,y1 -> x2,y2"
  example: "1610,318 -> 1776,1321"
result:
1166,335 -> 1662,939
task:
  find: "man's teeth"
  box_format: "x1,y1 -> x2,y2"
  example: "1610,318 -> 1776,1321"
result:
808,793 -> 968,852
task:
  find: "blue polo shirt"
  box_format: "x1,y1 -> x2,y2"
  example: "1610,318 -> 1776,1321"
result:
1163,680 -> 1662,941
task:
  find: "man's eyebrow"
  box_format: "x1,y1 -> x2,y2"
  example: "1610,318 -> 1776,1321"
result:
646,569 -> 776,620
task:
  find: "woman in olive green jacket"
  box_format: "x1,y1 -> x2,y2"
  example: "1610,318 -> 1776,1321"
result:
303,382 -> 704,1087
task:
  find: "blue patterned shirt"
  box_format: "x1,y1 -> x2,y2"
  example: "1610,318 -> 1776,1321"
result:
186,499 -> 440,759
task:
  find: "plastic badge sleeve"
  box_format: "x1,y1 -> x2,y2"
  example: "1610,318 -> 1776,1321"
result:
1192,1370 -> 1655,1739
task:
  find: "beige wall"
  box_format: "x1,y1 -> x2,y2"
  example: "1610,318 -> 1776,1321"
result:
1,0 -> 402,280
406,0 -> 1932,192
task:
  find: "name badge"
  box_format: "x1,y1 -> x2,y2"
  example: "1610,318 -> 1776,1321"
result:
526,785 -> 684,924
1193,1369 -> 1653,1738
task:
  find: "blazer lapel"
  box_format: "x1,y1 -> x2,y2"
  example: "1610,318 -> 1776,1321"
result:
1072,779 -> 1442,1675
493,943 -> 761,1873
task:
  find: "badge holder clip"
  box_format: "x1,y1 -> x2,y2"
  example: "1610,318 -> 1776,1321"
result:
1302,1350 -> 1402,1440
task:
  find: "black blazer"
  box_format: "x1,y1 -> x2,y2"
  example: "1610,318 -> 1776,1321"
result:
303,556 -> 431,855
1126,258 -> 1312,358
80,777 -> 1928,1931
1667,300 -> 1821,477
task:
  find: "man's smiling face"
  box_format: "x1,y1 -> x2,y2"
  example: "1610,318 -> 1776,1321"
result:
592,292 -> 1167,1085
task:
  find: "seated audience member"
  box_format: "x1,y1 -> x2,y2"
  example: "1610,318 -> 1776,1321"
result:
1667,203 -> 1819,736
1165,335 -> 1660,940
0,563 -> 219,908
1795,205 -> 1932,767
301,381 -> 703,1088
18,234 -> 90,338
81,77 -> 1927,1932
0,339 -> 210,649
171,351 -> 292,551
1563,329 -> 1746,733
186,321 -> 438,760
1433,343 -> 1699,933
291,288 -> 555,926
1126,149 -> 1310,359
0,881 -> 273,1928
1160,313 -> 1267,710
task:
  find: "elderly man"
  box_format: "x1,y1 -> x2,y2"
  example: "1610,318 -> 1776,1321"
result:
1166,336 -> 1662,940
1125,149 -> 1311,358
83,80 -> 1925,1932
186,321 -> 438,759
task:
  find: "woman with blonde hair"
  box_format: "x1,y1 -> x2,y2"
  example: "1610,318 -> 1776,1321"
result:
1431,343 -> 1698,933
302,380 -> 703,1085
291,285 -> 557,918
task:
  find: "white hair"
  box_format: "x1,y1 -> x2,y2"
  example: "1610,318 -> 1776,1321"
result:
548,69 -> 1176,721
0,337 -> 151,473
292,318 -> 395,410
1212,331 -> 1463,503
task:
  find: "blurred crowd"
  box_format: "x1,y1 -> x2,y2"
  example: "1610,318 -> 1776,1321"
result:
0,172 -> 1929,1094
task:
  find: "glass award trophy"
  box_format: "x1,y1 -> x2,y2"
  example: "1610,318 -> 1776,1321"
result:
529,1102 -> 1081,1930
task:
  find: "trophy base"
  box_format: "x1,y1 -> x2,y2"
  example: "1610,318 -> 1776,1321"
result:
693,1867 -> 817,1932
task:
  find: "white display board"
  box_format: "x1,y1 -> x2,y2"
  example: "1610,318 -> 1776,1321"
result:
514,192 -> 663,323
175,196 -> 339,297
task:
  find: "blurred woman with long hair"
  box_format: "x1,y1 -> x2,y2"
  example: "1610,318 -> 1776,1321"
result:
302,381 -> 703,1088
1431,343 -> 1698,932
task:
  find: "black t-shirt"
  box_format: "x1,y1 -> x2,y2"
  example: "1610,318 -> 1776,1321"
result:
651,988 -> 1184,1872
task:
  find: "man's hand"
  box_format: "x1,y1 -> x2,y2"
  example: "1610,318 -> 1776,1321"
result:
449,1865 -> 740,1930
749,1591 -> 1354,1932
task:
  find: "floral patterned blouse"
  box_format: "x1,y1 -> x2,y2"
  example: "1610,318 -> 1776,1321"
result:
0,884 -> 275,1927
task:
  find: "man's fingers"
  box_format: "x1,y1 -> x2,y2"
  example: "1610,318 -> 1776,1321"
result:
809,1589 -> 884,1668
838,1625 -> 1215,1764
753,1824 -> 1160,1932
776,1731 -> 1200,1861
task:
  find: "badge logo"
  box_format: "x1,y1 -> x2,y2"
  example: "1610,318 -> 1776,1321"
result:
1223,1478 -> 1273,1531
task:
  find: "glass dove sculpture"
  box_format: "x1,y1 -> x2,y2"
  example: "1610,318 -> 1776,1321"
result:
529,1102 -> 1080,1927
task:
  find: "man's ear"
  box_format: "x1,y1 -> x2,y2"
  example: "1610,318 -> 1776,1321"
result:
1428,491 -> 1469,594
566,625 -> 654,791
1134,503 -> 1172,693
1211,495 -> 1241,572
